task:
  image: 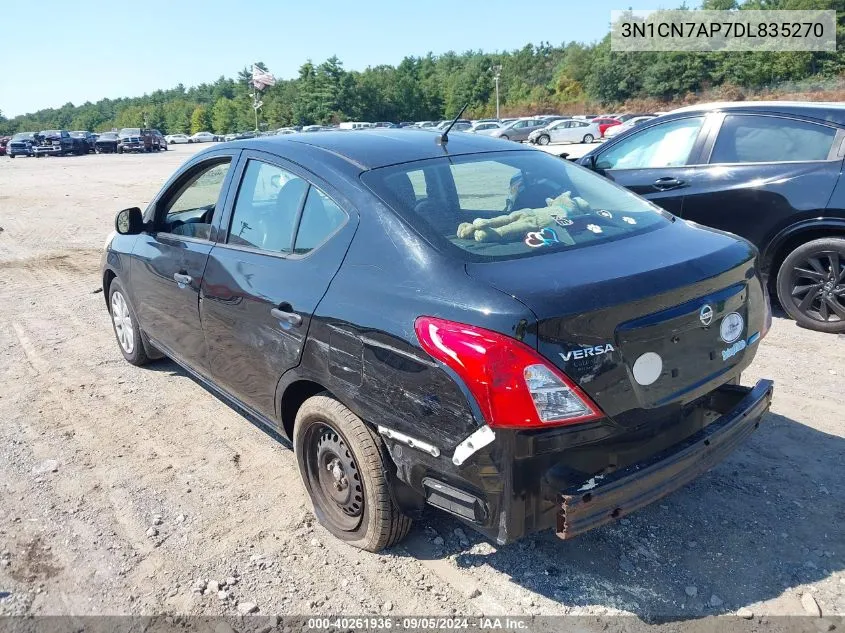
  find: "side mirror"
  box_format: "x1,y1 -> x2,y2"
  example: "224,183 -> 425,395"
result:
115,207 -> 144,235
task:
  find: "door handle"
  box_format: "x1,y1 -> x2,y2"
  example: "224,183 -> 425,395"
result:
173,273 -> 193,287
270,306 -> 303,327
653,177 -> 685,190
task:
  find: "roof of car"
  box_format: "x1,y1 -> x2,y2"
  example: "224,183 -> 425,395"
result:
669,101 -> 845,125
228,128 -> 531,170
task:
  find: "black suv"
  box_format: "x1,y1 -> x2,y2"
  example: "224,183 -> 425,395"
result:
102,130 -> 772,551
579,102 -> 845,333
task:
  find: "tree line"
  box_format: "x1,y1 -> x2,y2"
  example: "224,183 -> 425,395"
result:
1,0 -> 843,136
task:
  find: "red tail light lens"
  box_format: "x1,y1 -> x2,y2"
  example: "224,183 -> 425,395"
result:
414,316 -> 603,429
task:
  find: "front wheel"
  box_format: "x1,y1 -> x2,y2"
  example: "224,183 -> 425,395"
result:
108,279 -> 151,365
294,394 -> 411,552
582,134 -> 595,143
536,134 -> 550,146
776,237 -> 845,333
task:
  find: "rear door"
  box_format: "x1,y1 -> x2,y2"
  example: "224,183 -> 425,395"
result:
679,112 -> 844,250
586,115 -> 710,216
201,151 -> 357,418
130,152 -> 239,374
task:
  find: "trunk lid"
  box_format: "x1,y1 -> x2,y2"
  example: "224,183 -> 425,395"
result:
465,220 -> 768,425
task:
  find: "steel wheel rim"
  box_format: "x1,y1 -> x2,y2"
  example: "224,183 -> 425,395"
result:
111,291 -> 135,354
538,135 -> 549,145
305,422 -> 363,532
790,249 -> 845,323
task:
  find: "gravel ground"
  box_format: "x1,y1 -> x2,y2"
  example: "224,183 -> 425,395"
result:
0,144 -> 843,629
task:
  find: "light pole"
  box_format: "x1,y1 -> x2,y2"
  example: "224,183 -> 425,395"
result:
491,65 -> 502,120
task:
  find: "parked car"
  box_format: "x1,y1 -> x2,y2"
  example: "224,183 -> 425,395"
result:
616,113 -> 656,123
591,117 -> 622,138
94,132 -> 119,153
70,130 -> 98,153
118,128 -> 157,153
0,136 -> 9,156
466,121 -> 502,135
33,130 -> 87,156
190,131 -> 218,143
165,134 -> 191,144
603,115 -> 656,139
578,101 -> 845,333
435,119 -> 471,131
489,117 -> 548,142
528,119 -> 600,145
151,129 -> 168,150
7,132 -> 36,157
102,129 -> 773,551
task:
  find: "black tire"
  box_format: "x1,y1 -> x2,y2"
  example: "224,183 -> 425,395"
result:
582,134 -> 595,143
537,134 -> 550,146
776,237 -> 845,333
500,134 -> 509,141
117,146 -> 123,154
107,279 -> 151,366
294,394 -> 411,552
9,154 -> 14,159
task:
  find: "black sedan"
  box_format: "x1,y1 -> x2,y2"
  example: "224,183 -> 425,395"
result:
94,132 -> 119,154
578,101 -> 845,333
102,129 -> 773,551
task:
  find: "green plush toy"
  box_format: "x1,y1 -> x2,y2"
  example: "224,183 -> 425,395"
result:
456,191 -> 590,242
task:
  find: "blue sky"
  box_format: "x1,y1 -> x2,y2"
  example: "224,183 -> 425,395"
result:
1,0 -> 690,117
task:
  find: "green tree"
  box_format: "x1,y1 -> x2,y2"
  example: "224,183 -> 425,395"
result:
211,97 -> 236,134
190,105 -> 211,134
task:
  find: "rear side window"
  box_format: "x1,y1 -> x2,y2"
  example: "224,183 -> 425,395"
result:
362,150 -> 668,262
710,114 -> 837,164
293,188 -> 347,254
596,116 -> 704,170
228,160 -> 307,253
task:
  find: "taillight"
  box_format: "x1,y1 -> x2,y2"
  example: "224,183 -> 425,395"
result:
414,316 -> 603,429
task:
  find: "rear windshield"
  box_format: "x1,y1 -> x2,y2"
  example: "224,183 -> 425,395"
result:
361,150 -> 670,262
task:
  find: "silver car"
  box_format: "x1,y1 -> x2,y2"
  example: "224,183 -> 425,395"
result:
488,118 -> 547,142
528,119 -> 600,145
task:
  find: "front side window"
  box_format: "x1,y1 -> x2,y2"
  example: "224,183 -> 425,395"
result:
710,114 -> 837,164
162,159 -> 232,239
363,150 -> 668,262
228,160 -> 306,253
596,116 -> 704,170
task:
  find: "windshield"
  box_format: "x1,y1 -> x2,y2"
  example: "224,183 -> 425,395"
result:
361,150 -> 670,262
41,130 -> 61,136
120,128 -> 141,135
12,133 -> 34,140
99,133 -> 117,139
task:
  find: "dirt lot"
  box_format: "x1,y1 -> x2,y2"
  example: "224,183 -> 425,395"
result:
0,144 -> 843,627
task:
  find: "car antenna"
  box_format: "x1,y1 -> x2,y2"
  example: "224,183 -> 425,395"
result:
437,103 -> 469,146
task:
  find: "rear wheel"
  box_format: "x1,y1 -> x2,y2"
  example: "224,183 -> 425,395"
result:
582,134 -> 595,143
294,394 -> 411,552
776,237 -> 845,333
537,134 -> 550,146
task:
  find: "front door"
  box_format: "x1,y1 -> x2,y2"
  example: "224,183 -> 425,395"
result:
588,115 -> 708,216
201,153 -> 356,418
130,154 -> 238,374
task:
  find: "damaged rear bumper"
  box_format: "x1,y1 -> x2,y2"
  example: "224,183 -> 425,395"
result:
556,379 -> 773,539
